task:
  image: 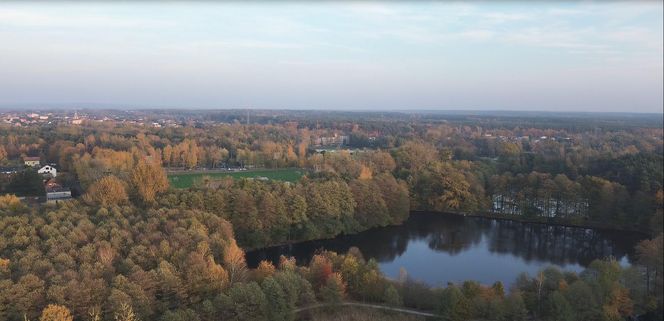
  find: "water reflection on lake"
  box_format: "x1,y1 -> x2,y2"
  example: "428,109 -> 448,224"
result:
246,212 -> 644,286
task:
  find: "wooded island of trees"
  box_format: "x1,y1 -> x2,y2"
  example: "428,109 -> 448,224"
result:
0,110 -> 662,320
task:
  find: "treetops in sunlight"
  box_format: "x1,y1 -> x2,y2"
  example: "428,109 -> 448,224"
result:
0,189 -> 662,320
0,112 -> 661,320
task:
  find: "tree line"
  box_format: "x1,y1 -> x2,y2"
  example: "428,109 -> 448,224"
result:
158,172 -> 409,249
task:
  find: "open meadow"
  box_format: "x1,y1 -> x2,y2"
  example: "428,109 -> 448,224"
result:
168,168 -> 304,188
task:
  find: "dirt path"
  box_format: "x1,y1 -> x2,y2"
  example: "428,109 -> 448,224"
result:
293,302 -> 437,317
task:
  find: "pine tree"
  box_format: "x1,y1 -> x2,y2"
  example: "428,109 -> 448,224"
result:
262,277 -> 291,321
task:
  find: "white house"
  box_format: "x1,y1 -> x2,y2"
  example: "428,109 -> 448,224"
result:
38,165 -> 57,177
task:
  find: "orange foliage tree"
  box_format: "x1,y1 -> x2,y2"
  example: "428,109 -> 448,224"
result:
39,304 -> 73,321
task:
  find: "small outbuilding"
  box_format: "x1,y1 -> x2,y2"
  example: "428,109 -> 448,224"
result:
46,184 -> 72,203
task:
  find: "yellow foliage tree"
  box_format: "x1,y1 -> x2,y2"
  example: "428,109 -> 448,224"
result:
83,175 -> 128,207
0,145 -> 7,163
162,144 -> 173,167
0,194 -> 21,210
254,260 -> 276,281
130,160 -> 169,204
298,141 -> 308,167
39,304 -> 73,321
186,140 -> 199,169
223,240 -> 247,285
603,286 -> 633,320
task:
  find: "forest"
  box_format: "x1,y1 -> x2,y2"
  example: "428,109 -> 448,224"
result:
0,110 -> 662,320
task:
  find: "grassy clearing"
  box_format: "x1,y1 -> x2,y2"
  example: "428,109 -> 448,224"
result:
168,168 -> 304,189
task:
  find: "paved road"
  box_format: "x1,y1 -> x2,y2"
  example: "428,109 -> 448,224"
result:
293,302 -> 437,317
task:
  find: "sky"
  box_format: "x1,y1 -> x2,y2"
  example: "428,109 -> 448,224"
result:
0,1 -> 662,112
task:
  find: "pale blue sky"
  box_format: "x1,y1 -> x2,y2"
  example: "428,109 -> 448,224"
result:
0,2 -> 662,112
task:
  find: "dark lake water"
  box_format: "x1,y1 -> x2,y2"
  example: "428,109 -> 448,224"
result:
246,212 -> 645,287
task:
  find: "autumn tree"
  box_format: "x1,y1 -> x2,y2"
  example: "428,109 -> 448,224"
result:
0,258 -> 9,279
393,141 -> 438,174
0,145 -> 7,163
297,141 -> 308,167
83,175 -> 129,207
320,273 -> 346,304
254,261 -> 276,282
130,160 -> 169,204
74,148 -> 135,189
186,139 -> 199,169
224,240 -> 248,285
366,151 -> 396,174
0,194 -> 21,211
349,179 -> 389,228
114,303 -> 139,321
358,165 -> 373,180
162,145 -> 173,168
308,254 -> 333,291
39,304 -> 73,321
410,161 -> 474,212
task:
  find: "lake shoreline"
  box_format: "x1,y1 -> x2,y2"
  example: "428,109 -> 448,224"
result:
427,210 -> 651,236
243,210 -> 650,252
245,210 -> 644,286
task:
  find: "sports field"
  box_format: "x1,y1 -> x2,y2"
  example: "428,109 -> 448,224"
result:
168,168 -> 304,189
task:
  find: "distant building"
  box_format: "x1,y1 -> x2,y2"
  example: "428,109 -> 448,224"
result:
71,111 -> 84,125
23,156 -> 40,167
313,133 -> 349,146
0,166 -> 20,174
38,165 -> 57,177
314,148 -> 361,155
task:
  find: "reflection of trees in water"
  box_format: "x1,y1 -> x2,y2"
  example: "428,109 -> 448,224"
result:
417,214 -> 641,267
245,223 -> 413,267
351,214 -> 642,267
423,216 -> 484,255
246,213 -> 642,268
482,219 -> 638,267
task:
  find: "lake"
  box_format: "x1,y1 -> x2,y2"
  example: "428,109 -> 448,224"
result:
246,212 -> 645,287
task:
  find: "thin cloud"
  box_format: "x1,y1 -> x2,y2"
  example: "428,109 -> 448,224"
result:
0,8 -> 173,29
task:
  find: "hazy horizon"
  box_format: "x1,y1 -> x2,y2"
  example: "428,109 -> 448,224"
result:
2,104 -> 663,116
1,2 -> 662,113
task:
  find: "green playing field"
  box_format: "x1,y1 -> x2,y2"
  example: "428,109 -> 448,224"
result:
168,168 -> 304,188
